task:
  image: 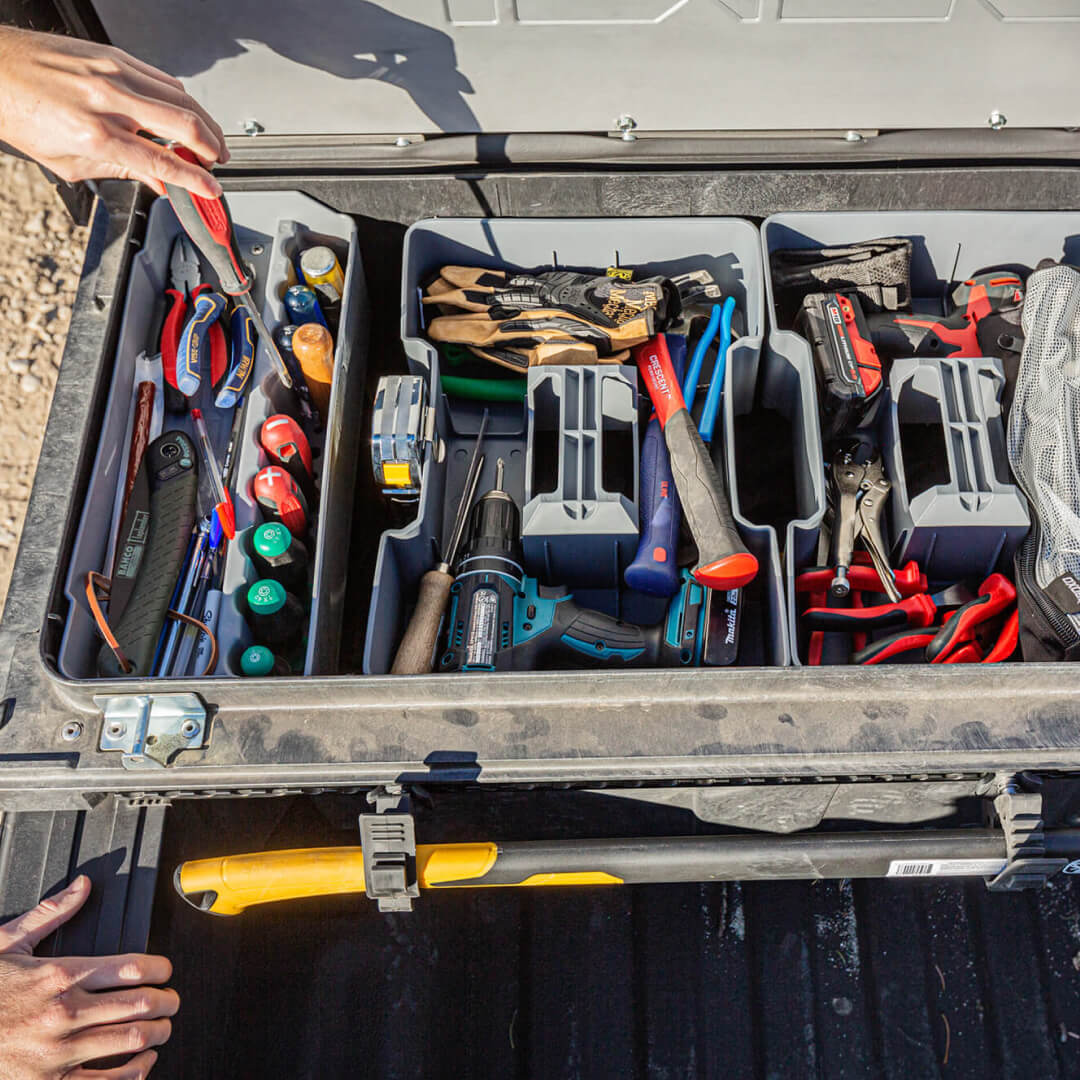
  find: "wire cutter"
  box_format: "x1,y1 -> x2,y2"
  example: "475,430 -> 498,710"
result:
829,451 -> 900,602
162,234 -> 227,405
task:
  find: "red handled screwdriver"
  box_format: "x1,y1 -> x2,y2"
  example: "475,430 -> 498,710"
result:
164,147 -> 292,389
254,466 -> 309,537
260,415 -> 315,505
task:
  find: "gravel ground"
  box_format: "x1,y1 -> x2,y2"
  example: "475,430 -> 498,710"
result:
0,154 -> 88,611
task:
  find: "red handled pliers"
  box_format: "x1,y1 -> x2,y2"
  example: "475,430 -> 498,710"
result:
853,574 -> 1019,665
160,234 -> 226,410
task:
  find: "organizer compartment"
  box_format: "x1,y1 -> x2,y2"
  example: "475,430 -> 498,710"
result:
763,211 -> 1080,665
365,216 -> 779,673
57,194 -> 366,681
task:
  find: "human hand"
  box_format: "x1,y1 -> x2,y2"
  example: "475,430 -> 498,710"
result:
0,875 -> 178,1078
0,27 -> 227,197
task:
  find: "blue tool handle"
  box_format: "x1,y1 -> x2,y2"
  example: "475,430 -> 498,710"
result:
216,307 -> 256,409
176,291 -> 226,397
682,303 -> 722,410
625,335 -> 687,598
698,297 -> 736,445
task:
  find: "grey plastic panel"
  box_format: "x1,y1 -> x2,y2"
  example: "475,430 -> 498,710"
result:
365,215 -> 776,672
87,0 -> 1080,137
522,364 -> 639,588
57,193 -> 365,680
883,356 -> 1029,582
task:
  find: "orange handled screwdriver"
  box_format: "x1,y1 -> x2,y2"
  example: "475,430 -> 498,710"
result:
164,147 -> 292,390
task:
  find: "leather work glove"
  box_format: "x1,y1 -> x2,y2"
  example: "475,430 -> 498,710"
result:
424,266 -> 685,372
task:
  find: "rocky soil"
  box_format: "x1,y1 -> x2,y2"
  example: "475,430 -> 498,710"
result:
0,154 -> 87,610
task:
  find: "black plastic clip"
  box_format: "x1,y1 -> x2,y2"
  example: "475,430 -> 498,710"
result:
359,785 -> 419,913
985,782 -> 1067,892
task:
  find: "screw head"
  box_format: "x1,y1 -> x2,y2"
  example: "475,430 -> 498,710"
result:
107,721 -> 126,738
241,118 -> 264,136
181,719 -> 200,739
988,110 -> 1007,131
249,243 -> 264,257
395,136 -> 412,148
615,115 -> 637,142
60,722 -> 82,742
844,129 -> 864,143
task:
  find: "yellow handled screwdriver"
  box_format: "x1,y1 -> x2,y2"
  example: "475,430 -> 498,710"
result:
390,411 -> 488,675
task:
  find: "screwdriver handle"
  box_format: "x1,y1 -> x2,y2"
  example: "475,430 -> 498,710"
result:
164,148 -> 252,296
391,567 -> 453,675
635,337 -> 757,591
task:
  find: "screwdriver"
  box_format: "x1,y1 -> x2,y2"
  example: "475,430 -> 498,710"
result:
191,409 -> 236,540
390,412 -> 488,675
164,147 -> 292,390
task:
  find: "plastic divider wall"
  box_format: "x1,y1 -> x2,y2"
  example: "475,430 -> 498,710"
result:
761,211 -> 1080,666
365,217 -> 780,674
57,194 -> 366,681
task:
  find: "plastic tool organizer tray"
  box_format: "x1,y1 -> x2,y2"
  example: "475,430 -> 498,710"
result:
56,193 -> 367,680
364,216 -> 799,674
761,211 -> 1080,666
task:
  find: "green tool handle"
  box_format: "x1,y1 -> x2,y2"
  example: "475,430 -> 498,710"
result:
441,373 -> 526,402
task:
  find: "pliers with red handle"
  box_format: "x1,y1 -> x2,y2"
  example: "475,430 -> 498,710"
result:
852,575 -> 1019,665
160,234 -> 227,410
796,560 -> 927,598
803,582 -> 972,633
926,573 -> 1017,663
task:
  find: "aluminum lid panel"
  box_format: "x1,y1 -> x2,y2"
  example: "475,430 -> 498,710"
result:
89,0 -> 1080,139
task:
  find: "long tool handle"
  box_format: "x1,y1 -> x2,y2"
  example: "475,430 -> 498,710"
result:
634,337 -> 757,591
175,828 -> 1080,915
390,568 -> 453,675
625,335 -> 686,597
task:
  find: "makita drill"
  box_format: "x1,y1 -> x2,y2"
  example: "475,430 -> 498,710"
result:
437,462 -> 710,672
796,271 -> 1025,442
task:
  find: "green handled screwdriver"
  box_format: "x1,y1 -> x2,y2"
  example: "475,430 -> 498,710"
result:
164,147 -> 292,389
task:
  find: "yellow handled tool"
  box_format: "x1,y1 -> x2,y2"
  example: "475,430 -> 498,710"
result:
173,828 -> 1076,915
176,843 -> 621,915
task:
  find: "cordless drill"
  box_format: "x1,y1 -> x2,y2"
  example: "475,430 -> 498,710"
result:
797,271 -> 1025,442
438,461 -> 708,672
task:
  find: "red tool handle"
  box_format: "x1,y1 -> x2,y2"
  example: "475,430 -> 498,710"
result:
854,628 -> 938,665
254,466 -> 309,537
796,561 -> 927,598
165,149 -> 252,297
803,592 -> 938,632
161,289 -> 186,390
634,337 -> 757,590
982,609 -> 1020,664
926,573 -> 1017,664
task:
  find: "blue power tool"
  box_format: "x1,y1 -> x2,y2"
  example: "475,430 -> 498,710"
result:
438,460 -> 710,672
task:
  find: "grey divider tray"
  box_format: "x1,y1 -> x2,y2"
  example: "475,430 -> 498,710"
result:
883,356 -> 1029,583
523,364 -> 639,588
57,193 -> 365,680
762,210 -> 1080,664
724,332 -> 826,669
365,215 -> 772,674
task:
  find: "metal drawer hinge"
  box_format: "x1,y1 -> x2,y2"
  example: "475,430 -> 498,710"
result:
359,785 -> 419,913
984,778 -> 1067,892
94,694 -> 208,770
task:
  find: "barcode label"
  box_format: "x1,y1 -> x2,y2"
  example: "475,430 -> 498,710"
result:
887,859 -> 1007,878
891,862 -> 934,876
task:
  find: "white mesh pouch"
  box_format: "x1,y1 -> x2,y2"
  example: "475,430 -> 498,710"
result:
1007,264 -> 1080,640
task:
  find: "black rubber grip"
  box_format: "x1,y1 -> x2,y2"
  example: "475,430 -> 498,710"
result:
662,407 -> 752,583
98,434 -> 199,677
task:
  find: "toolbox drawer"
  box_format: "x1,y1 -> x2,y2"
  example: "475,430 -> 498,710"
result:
57,193 -> 367,681
3,169 -> 1080,809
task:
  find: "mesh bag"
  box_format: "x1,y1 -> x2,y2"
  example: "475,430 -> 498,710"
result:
1007,264 -> 1080,652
